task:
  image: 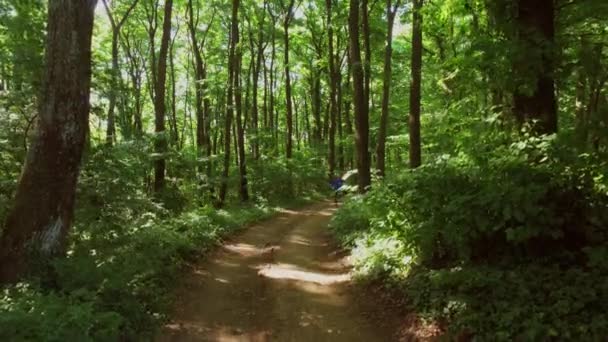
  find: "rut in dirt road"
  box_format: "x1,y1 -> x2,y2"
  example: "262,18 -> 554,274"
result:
157,202 -> 397,342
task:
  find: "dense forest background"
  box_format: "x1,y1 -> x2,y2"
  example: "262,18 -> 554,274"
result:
0,0 -> 608,340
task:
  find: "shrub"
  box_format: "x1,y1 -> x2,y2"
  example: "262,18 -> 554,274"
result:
0,141 -> 302,340
331,135 -> 608,339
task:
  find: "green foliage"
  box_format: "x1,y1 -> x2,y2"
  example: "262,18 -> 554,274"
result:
0,284 -> 123,342
249,151 -> 328,202
0,142 -> 300,340
405,264 -> 608,340
0,0 -> 46,95
1,0 -> 607,339
331,132 -> 608,339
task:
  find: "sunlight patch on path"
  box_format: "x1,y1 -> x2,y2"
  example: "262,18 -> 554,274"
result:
157,202 -> 394,342
222,243 -> 265,257
256,262 -> 351,285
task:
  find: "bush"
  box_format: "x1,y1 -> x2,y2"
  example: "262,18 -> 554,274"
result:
331,135 -> 608,339
0,142 -> 294,340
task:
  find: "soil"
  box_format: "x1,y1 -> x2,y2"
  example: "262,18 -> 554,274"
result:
156,202 -> 418,342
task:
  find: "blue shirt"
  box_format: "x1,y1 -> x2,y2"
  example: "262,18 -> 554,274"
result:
330,178 -> 343,191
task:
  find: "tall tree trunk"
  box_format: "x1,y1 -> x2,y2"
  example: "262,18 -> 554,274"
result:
337,66 -> 345,171
575,37 -> 589,146
251,24 -> 265,160
101,0 -> 140,146
304,97 -> 312,146
326,0 -> 338,177
323,100 -> 330,140
187,0 -> 213,182
283,0 -> 296,159
295,98 -> 300,149
361,0 -> 372,111
121,32 -> 144,137
269,28 -> 276,141
219,0 -> 240,206
376,0 -> 400,176
349,0 -> 371,192
236,20 -> 249,202
312,71 -> 322,142
0,0 -> 97,283
153,0 -> 173,193
169,34 -> 179,147
409,0 -> 423,168
233,113 -> 239,167
106,32 -> 119,145
513,0 -> 557,134
263,54 -> 269,133
344,58 -> 355,169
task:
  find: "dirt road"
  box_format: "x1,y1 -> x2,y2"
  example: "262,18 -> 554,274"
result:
157,202 -> 397,342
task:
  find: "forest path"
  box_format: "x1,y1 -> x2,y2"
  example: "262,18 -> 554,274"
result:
156,201 -> 399,342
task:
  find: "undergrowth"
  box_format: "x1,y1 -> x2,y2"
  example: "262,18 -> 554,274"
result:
331,132 -> 608,340
0,142 -> 326,341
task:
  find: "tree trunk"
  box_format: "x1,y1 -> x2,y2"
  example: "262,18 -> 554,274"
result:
153,0 -> 173,193
409,0 -> 423,168
101,0 -> 140,146
575,61 -> 588,146
361,0 -> 372,111
219,0 -> 240,206
348,0 -> 371,192
169,35 -> 179,147
295,98 -> 300,149
235,19 -> 249,202
513,0 -> 557,134
337,64 -> 345,171
312,71 -> 322,142
263,53 -> 269,132
251,26 -> 265,160
187,0 -> 212,179
344,59 -> 355,169
376,0 -> 399,176
106,31 -> 119,145
0,0 -> 97,283
121,32 -> 144,137
326,0 -> 338,177
269,28 -> 276,142
304,97 -> 312,146
283,1 -> 295,159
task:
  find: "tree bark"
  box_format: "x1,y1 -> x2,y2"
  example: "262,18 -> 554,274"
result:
0,0 -> 97,283
337,64 -> 345,171
513,0 -> 557,134
235,15 -> 249,202
361,0 -> 372,111
153,0 -> 173,193
348,0 -> 371,192
376,0 -> 400,176
169,31 -> 179,147
312,71 -> 322,142
219,0 -> 240,206
268,17 -> 276,145
575,37 -> 589,146
283,0 -> 296,159
409,0 -> 423,168
121,31 -> 144,137
106,31 -> 119,145
326,0 -> 338,177
263,53 -> 269,132
101,0 -> 140,146
187,0 -> 215,185
251,16 -> 265,160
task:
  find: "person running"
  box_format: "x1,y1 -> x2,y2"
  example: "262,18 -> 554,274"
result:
329,175 -> 344,204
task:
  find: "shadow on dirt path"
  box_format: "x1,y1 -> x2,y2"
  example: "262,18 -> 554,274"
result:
157,202 -> 399,342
